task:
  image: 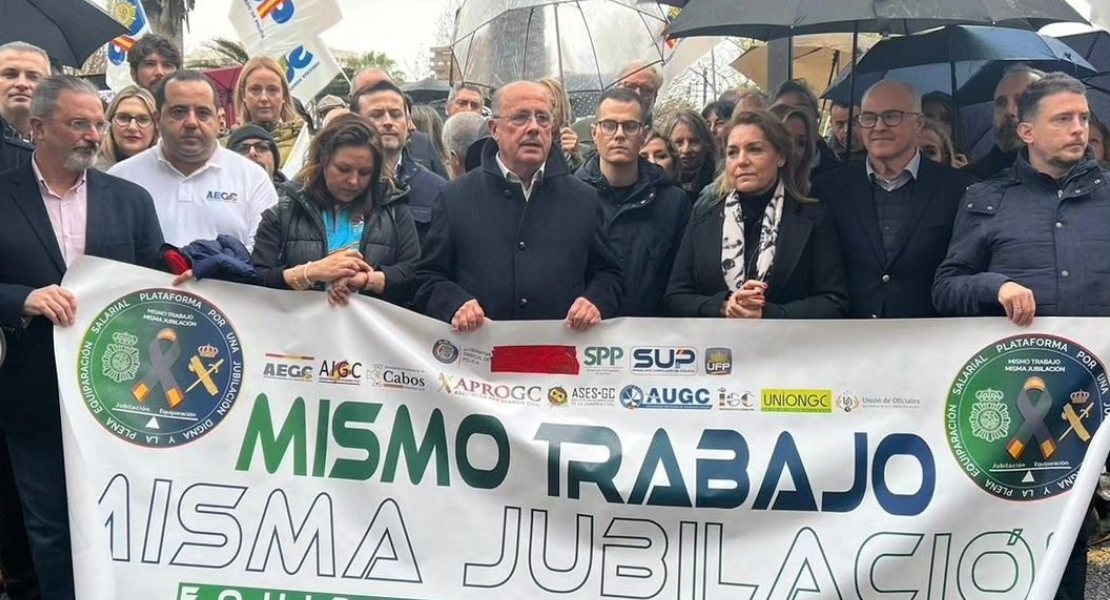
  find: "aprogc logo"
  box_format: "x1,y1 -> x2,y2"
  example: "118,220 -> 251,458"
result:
254,0 -> 295,24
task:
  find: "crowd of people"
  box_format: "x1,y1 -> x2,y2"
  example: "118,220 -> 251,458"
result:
0,30 -> 1106,599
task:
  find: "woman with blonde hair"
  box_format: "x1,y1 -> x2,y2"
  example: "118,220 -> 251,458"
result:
97,85 -> 157,169
232,56 -> 304,167
538,76 -> 584,169
768,104 -> 817,194
919,118 -> 965,168
666,109 -> 847,319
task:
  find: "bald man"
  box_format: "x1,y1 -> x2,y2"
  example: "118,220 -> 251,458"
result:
349,67 -> 448,179
965,64 -> 1045,179
811,80 -> 978,318
414,80 -> 624,331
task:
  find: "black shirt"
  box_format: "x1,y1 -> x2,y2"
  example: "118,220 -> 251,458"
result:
737,185 -> 776,275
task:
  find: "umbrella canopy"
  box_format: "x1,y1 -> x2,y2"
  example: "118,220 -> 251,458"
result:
1061,30 -> 1110,125
668,0 -> 1089,41
401,77 -> 453,105
822,26 -> 1096,105
0,0 -> 128,67
732,34 -> 876,92
452,0 -> 672,95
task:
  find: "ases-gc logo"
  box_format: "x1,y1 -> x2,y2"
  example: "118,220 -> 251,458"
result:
77,289 -> 244,448
946,334 -> 1108,501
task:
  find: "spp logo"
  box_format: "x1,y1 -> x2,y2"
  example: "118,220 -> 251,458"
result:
631,347 -> 697,375
254,0 -> 295,24
584,346 -> 623,368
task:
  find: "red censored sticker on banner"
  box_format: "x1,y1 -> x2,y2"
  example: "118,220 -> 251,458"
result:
491,345 -> 580,375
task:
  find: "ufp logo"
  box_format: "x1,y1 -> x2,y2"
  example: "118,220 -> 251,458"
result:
631,347 -> 697,375
705,348 -> 733,375
254,0 -> 295,24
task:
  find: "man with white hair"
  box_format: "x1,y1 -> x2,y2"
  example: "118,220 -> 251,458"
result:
0,75 -> 164,600
441,111 -> 487,179
812,79 -> 977,318
616,60 -> 663,129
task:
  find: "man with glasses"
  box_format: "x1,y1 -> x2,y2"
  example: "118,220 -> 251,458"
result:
813,80 -> 977,318
0,75 -> 164,600
415,80 -> 623,331
228,124 -> 285,186
446,83 -> 486,117
352,80 -> 446,243
110,70 -> 277,251
616,61 -> 662,130
576,87 -> 689,317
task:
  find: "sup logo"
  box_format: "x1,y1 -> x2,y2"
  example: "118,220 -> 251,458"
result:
254,0 -> 295,24
77,289 -> 244,448
946,334 -> 1108,501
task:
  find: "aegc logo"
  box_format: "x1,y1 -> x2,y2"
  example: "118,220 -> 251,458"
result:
631,347 -> 697,375
254,0 -> 295,24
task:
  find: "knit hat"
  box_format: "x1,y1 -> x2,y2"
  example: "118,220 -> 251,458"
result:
227,124 -> 280,169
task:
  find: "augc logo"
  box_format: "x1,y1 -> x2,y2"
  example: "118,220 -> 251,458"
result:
255,0 -> 295,23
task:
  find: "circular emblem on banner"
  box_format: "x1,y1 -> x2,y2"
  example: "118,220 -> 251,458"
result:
620,385 -> 644,409
946,334 -> 1107,501
77,289 -> 244,448
548,387 -> 568,406
433,339 -> 459,364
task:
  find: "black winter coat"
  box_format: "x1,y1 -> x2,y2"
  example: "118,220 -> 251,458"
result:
414,139 -> 625,323
252,181 -> 421,305
576,156 -> 691,317
665,187 -> 849,318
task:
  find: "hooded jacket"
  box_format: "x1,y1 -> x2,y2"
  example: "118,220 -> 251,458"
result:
251,179 -> 421,305
576,156 -> 691,316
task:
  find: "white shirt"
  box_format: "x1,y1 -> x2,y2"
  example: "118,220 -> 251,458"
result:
495,152 -> 545,201
109,143 -> 277,250
866,150 -> 922,193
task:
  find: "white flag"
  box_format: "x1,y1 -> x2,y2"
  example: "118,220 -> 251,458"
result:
103,0 -> 153,91
284,37 -> 342,103
280,121 -> 312,179
229,0 -> 342,57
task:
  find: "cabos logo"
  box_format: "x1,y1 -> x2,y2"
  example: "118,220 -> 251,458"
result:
254,0 -> 295,24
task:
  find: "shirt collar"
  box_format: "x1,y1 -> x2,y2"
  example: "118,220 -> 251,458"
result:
31,153 -> 87,197
867,150 -> 921,188
155,142 -> 221,179
495,152 -> 545,191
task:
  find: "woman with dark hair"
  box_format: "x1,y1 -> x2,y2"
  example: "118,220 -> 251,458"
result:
251,114 -> 420,306
1089,116 -> 1110,167
666,110 -> 717,200
768,104 -> 816,194
665,109 -> 848,319
702,100 -> 737,157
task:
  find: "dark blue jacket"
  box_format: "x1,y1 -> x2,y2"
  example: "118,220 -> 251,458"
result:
0,115 -> 31,173
414,139 -> 625,323
576,156 -> 691,317
934,151 -> 1110,317
396,149 -> 446,243
812,157 -> 978,318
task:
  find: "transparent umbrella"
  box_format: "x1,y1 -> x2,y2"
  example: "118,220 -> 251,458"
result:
452,0 -> 673,114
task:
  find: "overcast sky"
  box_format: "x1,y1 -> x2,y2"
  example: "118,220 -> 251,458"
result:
185,0 -> 451,76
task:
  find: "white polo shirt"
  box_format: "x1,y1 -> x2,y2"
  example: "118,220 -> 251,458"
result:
109,143 -> 278,250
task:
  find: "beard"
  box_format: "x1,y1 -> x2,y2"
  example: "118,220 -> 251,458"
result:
65,145 -> 98,171
995,118 -> 1023,153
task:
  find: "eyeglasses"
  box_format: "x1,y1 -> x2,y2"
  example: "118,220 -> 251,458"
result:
619,81 -> 657,97
857,110 -> 920,128
493,111 -> 554,128
112,113 -> 153,129
234,140 -> 273,155
596,119 -> 643,135
66,119 -> 110,135
246,86 -> 283,99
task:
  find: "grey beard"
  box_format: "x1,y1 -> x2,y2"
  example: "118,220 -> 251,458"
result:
65,147 -> 97,171
995,122 -> 1023,153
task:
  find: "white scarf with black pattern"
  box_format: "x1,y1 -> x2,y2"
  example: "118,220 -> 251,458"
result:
721,179 -> 785,290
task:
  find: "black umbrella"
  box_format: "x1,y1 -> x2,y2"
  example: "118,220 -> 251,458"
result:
822,26 -> 1096,105
0,0 -> 128,67
668,0 -> 1088,41
1061,30 -> 1110,126
401,78 -> 452,105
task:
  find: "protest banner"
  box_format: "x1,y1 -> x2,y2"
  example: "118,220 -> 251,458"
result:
56,257 -> 1110,599
102,0 -> 152,91
229,0 -> 342,58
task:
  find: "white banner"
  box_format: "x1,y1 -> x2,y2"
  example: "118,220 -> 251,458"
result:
229,0 -> 342,58
285,37 -> 342,103
102,0 -> 152,91
56,258 -> 1110,600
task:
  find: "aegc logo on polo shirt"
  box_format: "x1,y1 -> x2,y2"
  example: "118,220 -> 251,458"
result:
206,190 -> 239,203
